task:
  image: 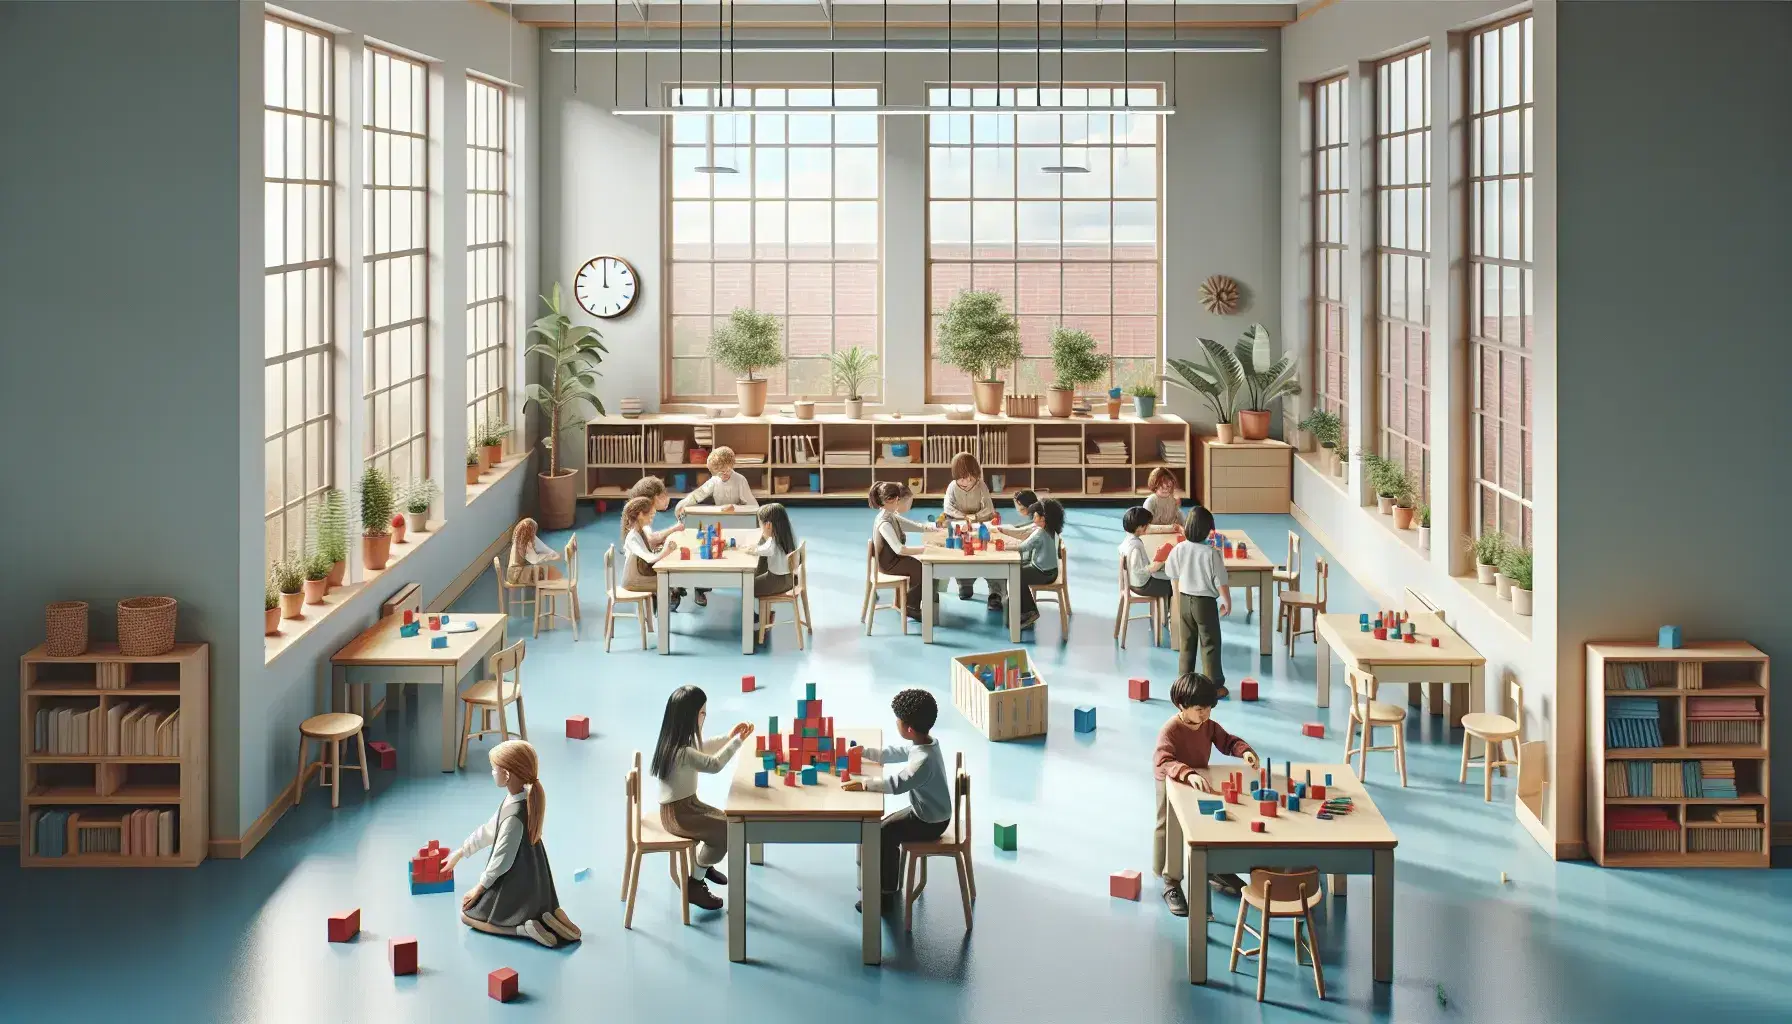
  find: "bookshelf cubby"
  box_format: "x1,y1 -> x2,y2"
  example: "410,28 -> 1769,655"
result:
19,642 -> 209,867
1586,640 -> 1769,868
584,412 -> 1192,503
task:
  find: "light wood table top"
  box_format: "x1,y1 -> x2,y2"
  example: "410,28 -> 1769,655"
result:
1214,528 -> 1276,573
725,729 -> 886,819
913,529 -> 1020,564
1168,763 -> 1397,850
1317,611 -> 1486,666
653,527 -> 761,574
331,612 -> 506,669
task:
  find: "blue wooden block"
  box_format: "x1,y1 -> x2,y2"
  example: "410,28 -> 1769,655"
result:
819,736 -> 833,752
1212,809 -> 1227,822
849,740 -> 858,748
1317,812 -> 1333,820
796,699 -> 809,719
1295,783 -> 1307,798
399,622 -> 420,637
572,867 -> 592,883
1074,706 -> 1097,733
430,636 -> 448,649
1288,795 -> 1302,812
1324,774 -> 1333,786
806,682 -> 817,700
755,771 -> 769,788
1197,799 -> 1222,815
801,766 -> 817,785
1659,625 -> 1682,649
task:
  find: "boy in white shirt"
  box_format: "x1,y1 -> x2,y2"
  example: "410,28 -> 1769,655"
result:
674,446 -> 759,606
1119,506 -> 1173,600
1163,506 -> 1233,698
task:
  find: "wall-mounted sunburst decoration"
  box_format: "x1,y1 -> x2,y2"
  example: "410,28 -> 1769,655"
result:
1199,275 -> 1242,316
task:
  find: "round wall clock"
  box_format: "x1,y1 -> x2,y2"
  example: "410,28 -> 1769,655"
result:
573,256 -> 638,318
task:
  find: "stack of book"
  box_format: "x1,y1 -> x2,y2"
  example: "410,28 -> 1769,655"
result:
1687,827 -> 1762,853
1698,760 -> 1739,799
1709,806 -> 1760,824
1159,439 -> 1188,463
618,397 -> 643,418
123,808 -> 177,857
1604,807 -> 1680,853
1086,438 -> 1130,465
34,705 -> 101,754
1036,440 -> 1082,466
589,433 -> 644,465
1605,697 -> 1665,748
733,452 -> 766,466
1686,697 -> 1762,745
824,450 -> 871,466
1606,661 -> 1676,690
1605,760 -> 1699,798
979,429 -> 1009,464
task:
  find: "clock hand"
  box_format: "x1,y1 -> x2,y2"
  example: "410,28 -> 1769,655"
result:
603,261 -> 609,287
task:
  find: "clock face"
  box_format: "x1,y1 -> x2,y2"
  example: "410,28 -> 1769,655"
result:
574,256 -> 638,318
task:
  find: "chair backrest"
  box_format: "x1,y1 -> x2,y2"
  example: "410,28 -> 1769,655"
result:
952,753 -> 972,847
563,536 -> 580,588
492,556 -> 506,599
1508,677 -> 1525,740
1313,557 -> 1330,605
625,751 -> 643,846
1117,553 -> 1130,590
790,540 -> 808,594
605,544 -> 618,595
489,638 -> 526,686
864,538 -> 877,582
1347,668 -> 1376,704
1250,866 -> 1319,907
1055,541 -> 1068,585
1284,530 -> 1301,571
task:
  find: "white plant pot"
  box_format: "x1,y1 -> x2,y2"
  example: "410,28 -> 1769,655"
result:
1495,572 -> 1512,600
1377,495 -> 1396,515
1476,562 -> 1497,585
1512,587 -> 1533,616
404,511 -> 429,535
845,397 -> 864,419
1418,526 -> 1430,551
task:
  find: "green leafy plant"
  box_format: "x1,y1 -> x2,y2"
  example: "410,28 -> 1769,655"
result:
270,558 -> 304,595
1163,336 -> 1243,424
476,419 -> 514,448
1126,383 -> 1158,399
1356,449 -> 1400,497
1469,531 -> 1509,567
467,443 -> 481,467
1232,323 -> 1301,413
827,347 -> 878,400
524,283 -> 607,476
1419,504 -> 1431,529
306,488 -> 349,564
303,551 -> 332,582
401,478 -> 440,515
265,580 -> 280,611
358,465 -> 395,535
1501,547 -> 1534,591
1047,327 -> 1110,391
936,290 -> 1021,383
1387,466 -> 1417,507
709,308 -> 785,381
1297,408 -> 1343,449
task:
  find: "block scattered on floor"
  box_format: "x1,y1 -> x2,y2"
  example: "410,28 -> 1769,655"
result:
1109,870 -> 1141,900
327,909 -> 360,942
993,822 -> 1018,852
1128,678 -> 1150,702
1240,679 -> 1260,701
1301,722 -> 1325,738
389,937 -> 418,975
742,675 -> 756,692
1074,706 -> 1097,733
488,967 -> 518,1002
565,716 -> 590,740
368,741 -> 397,770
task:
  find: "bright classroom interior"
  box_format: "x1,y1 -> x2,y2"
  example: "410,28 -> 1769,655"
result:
3,0 -> 1791,1021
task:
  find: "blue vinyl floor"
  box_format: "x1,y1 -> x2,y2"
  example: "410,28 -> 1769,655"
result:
3,504 -> 1790,1023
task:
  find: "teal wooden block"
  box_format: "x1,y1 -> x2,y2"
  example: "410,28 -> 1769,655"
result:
1196,799 -> 1222,815
1074,706 -> 1097,733
1659,625 -> 1682,649
801,766 -> 817,785
806,682 -> 817,700
430,636 -> 448,649
993,822 -> 1018,851
399,622 -> 420,637
754,771 -> 769,788
1212,809 -> 1227,822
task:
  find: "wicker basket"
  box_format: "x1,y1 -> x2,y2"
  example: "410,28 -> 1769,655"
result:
44,601 -> 90,658
117,596 -> 177,657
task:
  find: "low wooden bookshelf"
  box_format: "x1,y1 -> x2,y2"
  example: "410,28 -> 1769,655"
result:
19,642 -> 210,868
583,411 -> 1192,503
1586,640 -> 1769,868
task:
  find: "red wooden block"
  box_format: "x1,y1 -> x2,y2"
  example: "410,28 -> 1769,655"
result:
848,747 -> 863,774
1225,786 -> 1241,805
1154,542 -> 1175,562
1128,678 -> 1150,702
428,615 -> 441,630
1109,869 -> 1142,900
1404,631 -> 1416,644
1373,627 -> 1387,640
742,675 -> 756,692
1310,785 -> 1327,801
784,769 -> 798,787
755,735 -> 767,754
1240,679 -> 1260,701
1431,637 -> 1440,647
565,716 -> 590,740
403,609 -> 414,625
1259,800 -> 1278,818
328,908 -> 360,942
679,548 -> 690,560
368,740 -> 397,770
1302,722 -> 1326,738
488,967 -> 519,1002
389,937 -> 418,975
1250,821 -> 1266,833
825,716 -> 834,737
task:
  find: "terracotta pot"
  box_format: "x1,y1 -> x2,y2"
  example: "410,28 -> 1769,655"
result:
538,469 -> 579,530
736,377 -> 768,417
327,560 -> 346,588
265,606 -> 281,636
482,443 -> 504,468
303,578 -> 329,605
1047,387 -> 1075,418
279,590 -> 305,620
845,397 -> 864,419
1418,526 -> 1430,551
1393,504 -> 1415,530
1476,562 -> 1497,585
1106,398 -> 1123,420
1495,572 -> 1513,601
362,532 -> 392,571
1238,409 -> 1271,440
973,379 -> 1007,416
1215,422 -> 1237,444
1512,587 -> 1533,616
467,463 -> 482,485
404,511 -> 429,536
391,513 -> 406,545
1377,495 -> 1396,515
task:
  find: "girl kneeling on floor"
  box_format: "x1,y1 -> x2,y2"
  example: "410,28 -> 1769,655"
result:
445,739 -> 581,947
652,686 -> 753,910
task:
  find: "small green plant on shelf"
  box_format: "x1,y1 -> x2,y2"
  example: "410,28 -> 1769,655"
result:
827,347 -> 878,401
1389,467 -> 1417,508
264,581 -> 280,611
1356,450 -> 1399,498
358,466 -> 395,535
1297,408 -> 1343,451
1125,383 -> 1158,399
477,419 -> 514,449
1048,326 -> 1111,392
709,308 -> 786,382
307,488 -> 349,566
1469,531 -> 1509,568
1419,504 -> 1432,528
270,558 -> 304,595
303,551 -> 332,582
1501,547 -> 1534,591
402,478 -> 441,515
467,444 -> 482,467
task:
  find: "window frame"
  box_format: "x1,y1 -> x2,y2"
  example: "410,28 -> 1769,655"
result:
1311,74 -> 1351,439
466,74 -> 510,444
1373,49 -> 1432,503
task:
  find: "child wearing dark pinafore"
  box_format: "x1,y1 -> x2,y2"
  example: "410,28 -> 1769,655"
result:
445,739 -> 580,947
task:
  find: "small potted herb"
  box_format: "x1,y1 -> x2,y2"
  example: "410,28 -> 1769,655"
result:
359,466 -> 396,571
264,581 -> 281,637
478,420 -> 513,469
302,552 -> 332,605
1297,408 -> 1343,471
1127,383 -> 1158,419
710,307 -> 785,417
937,289 -> 1022,416
466,444 -> 482,485
1392,473 -> 1418,530
828,347 -> 878,419
1503,547 -> 1534,616
308,488 -> 349,588
1469,532 -> 1507,586
1358,451 -> 1399,513
272,558 -> 305,620
1418,504 -> 1432,551
401,478 -> 439,537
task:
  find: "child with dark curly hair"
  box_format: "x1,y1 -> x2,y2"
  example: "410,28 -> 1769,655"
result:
842,688 -> 952,913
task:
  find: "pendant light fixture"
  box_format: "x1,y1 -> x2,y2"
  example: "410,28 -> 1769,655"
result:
693,0 -> 738,173
1042,0 -> 1091,174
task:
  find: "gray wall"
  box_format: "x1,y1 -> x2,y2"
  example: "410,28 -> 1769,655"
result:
0,1 -> 249,830
1554,0 -> 1792,819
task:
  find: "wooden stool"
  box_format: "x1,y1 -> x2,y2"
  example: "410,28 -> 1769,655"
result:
1113,554 -> 1164,649
1228,867 -> 1325,1002
1344,669 -> 1408,786
458,640 -> 527,768
1278,558 -> 1330,652
861,539 -> 909,636
534,536 -> 581,640
295,713 -> 370,809
1027,541 -> 1073,633
1461,679 -> 1524,801
756,541 -> 810,648
621,752 -> 695,928
900,752 -> 977,932
602,545 -> 656,651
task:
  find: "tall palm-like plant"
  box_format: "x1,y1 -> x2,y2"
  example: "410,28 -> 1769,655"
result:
1163,336 -> 1243,425
524,283 -> 606,477
1232,323 -> 1301,414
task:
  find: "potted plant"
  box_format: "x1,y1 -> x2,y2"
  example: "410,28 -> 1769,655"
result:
1044,327 -> 1110,418
1163,337 -> 1242,441
264,581 -> 281,636
1229,324 -> 1300,440
1128,383 -> 1158,419
359,465 -> 395,571
1470,532 -> 1507,586
466,443 -> 482,485
1391,473 -> 1418,530
828,347 -> 878,418
477,420 -> 513,469
1297,408 -> 1343,471
308,488 -> 349,588
1335,446 -> 1348,478
1418,504 -> 1431,551
401,478 -> 439,536
391,512 -> 407,546
1503,547 -> 1534,616
937,290 -> 1022,416
1358,451 -> 1398,513
1495,561 -> 1514,601
302,552 -> 331,605
710,307 -> 784,417
524,283 -> 607,529
272,558 -> 305,620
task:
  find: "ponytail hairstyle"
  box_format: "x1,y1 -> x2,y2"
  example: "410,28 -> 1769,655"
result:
651,685 -> 709,781
867,480 -> 911,510
510,518 -> 539,567
621,495 -> 655,538
757,502 -> 796,556
489,739 -> 545,845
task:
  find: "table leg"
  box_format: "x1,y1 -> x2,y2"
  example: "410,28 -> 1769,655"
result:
438,667 -> 458,772
1428,682 -> 1445,716
656,571 -> 672,656
331,665 -> 347,713
1007,565 -> 1022,643
749,842 -> 764,866
921,562 -> 935,644
727,820 -> 747,961
1372,848 -> 1394,983
860,819 -> 882,965
1461,665 -> 1483,729
1326,873 -> 1348,897
1257,575 -> 1271,656
1316,632 -> 1332,708
1186,844 -> 1209,983
739,573 -> 755,655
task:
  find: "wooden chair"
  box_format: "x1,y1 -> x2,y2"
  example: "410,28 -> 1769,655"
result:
900,752 -> 977,932
1272,530 -> 1302,609
621,751 -> 695,929
1344,669 -> 1408,786
602,544 -> 656,651
1113,554 -> 1163,649
294,713 -> 369,810
458,640 -> 527,769
1228,866 -> 1325,1002
861,539 -> 909,636
756,541 -> 810,649
533,536 -> 581,640
1278,557 -> 1330,652
1027,541 -> 1073,633
494,555 -> 537,622
1461,679 -> 1524,801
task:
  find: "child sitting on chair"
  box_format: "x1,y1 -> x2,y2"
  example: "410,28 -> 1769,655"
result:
506,518 -> 561,585
1142,467 -> 1184,527
842,689 -> 952,914
942,451 -> 1005,609
674,447 -> 759,606
1153,673 -> 1260,918
445,740 -> 581,947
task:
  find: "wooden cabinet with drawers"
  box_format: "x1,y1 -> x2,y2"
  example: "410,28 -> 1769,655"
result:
1198,436 -> 1293,514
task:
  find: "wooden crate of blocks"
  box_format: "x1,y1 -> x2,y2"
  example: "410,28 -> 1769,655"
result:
951,649 -> 1048,741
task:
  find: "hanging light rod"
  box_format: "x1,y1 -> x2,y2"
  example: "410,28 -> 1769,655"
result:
614,104 -> 1174,116
552,38 -> 1263,55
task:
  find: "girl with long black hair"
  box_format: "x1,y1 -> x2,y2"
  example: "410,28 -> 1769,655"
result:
651,686 -> 752,910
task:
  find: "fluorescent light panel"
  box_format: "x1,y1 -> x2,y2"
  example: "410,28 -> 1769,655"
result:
613,105 -> 1174,116
552,38 -> 1265,55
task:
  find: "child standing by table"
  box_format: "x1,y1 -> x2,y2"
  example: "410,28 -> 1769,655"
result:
444,739 -> 581,947
1152,673 -> 1260,917
675,447 -> 759,606
1164,505 -> 1232,696
651,685 -> 753,911
869,481 -> 936,623
942,452 -> 1005,609
1016,498 -> 1064,632
842,688 -> 952,914
620,496 -> 678,612
1119,506 -> 1173,600
1142,467 -> 1185,527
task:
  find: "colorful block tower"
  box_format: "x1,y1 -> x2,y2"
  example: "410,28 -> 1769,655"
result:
409,840 -> 453,895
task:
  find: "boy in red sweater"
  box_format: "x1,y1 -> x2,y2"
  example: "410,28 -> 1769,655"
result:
1153,673 -> 1260,917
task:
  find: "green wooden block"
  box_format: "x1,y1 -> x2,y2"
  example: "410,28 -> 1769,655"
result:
993,822 -> 1018,852
769,716 -> 779,734
803,728 -> 818,738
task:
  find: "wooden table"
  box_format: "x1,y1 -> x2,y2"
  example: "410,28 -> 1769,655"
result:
723,728 -> 886,965
677,505 -> 762,532
1315,612 -> 1485,728
329,612 -> 508,773
1169,529 -> 1275,657
653,528 -> 759,656
1167,763 -> 1397,985
915,530 -> 1022,644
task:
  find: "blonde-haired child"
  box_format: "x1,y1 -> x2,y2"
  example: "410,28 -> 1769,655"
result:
620,495 -> 678,611
675,448 -> 758,606
507,517 -> 561,585
942,451 -> 1005,609
444,739 -> 580,947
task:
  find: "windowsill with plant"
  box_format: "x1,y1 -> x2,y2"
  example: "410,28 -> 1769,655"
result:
466,450 -> 530,506
1451,530 -> 1534,640
1294,408 -> 1347,499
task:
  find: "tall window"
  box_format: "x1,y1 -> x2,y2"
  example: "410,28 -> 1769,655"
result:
1312,76 -> 1350,435
264,17 -> 336,565
1375,50 -> 1431,501
466,76 -> 509,442
1468,16 -> 1533,546
363,47 -> 429,484
927,87 -> 1161,399
667,87 -> 881,401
